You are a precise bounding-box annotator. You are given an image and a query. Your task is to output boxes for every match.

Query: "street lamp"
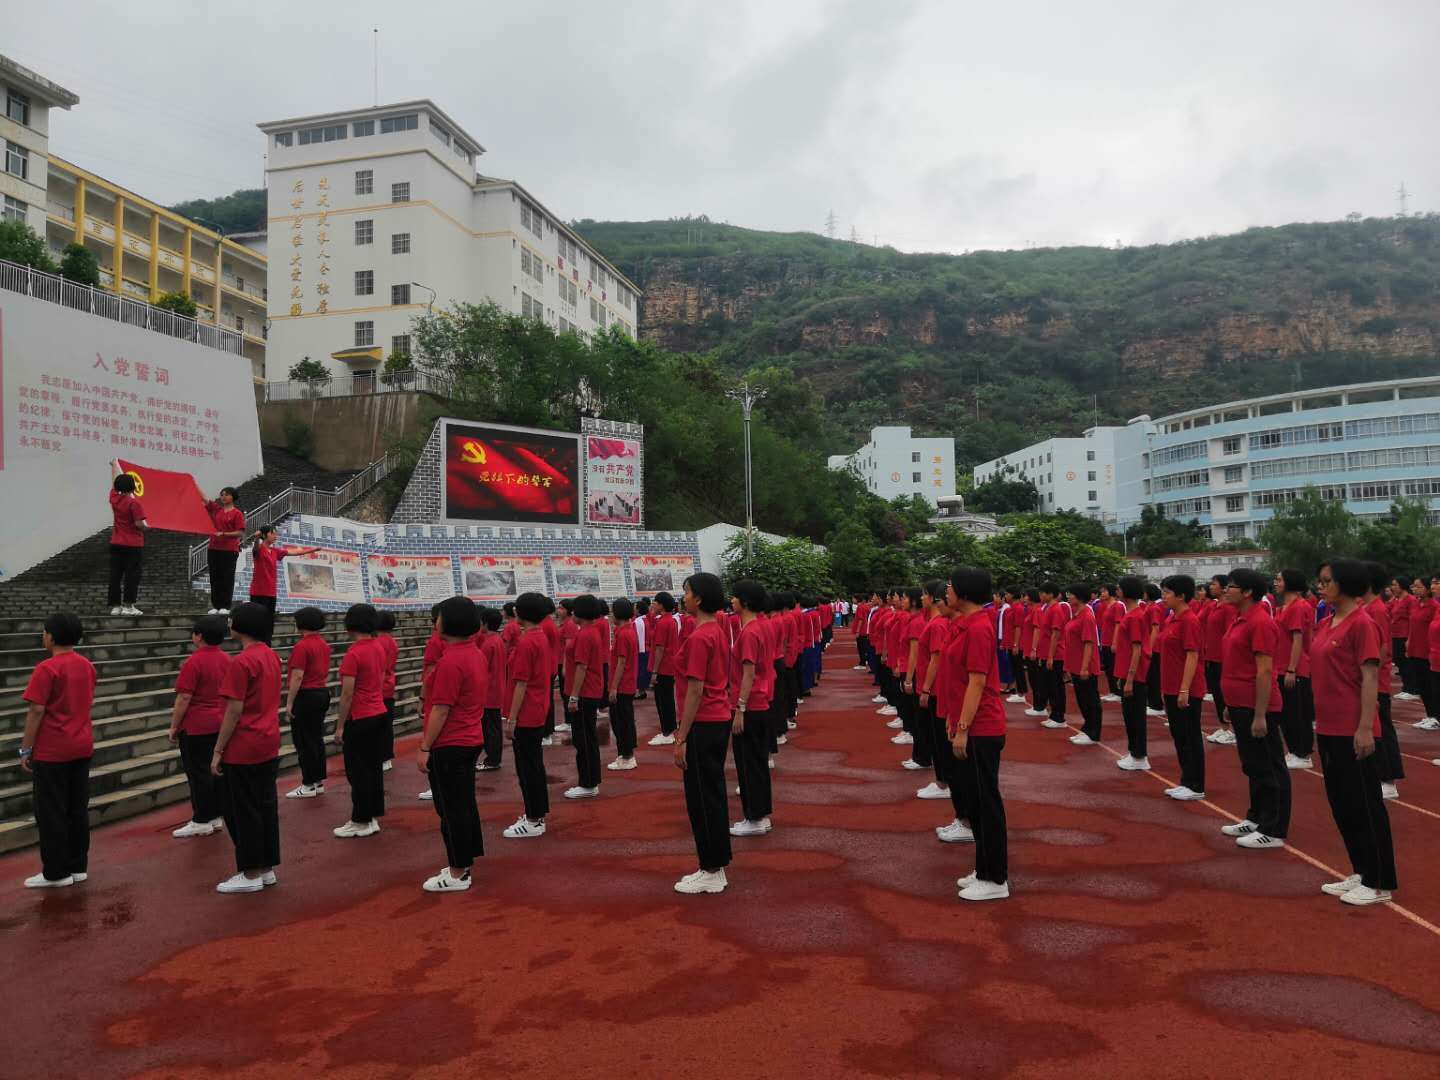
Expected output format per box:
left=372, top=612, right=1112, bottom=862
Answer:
left=725, top=381, right=767, bottom=565
left=411, top=281, right=436, bottom=314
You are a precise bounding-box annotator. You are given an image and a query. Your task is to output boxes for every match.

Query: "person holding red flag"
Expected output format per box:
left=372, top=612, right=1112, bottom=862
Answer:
left=204, top=487, right=246, bottom=614
left=107, top=462, right=148, bottom=616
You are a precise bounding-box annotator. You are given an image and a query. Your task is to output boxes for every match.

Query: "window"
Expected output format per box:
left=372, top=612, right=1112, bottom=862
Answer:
left=353, top=119, right=374, bottom=137
left=355, top=169, right=373, bottom=196
left=561, top=277, right=577, bottom=306
left=391, top=182, right=410, bottom=202
left=1151, top=441, right=1207, bottom=467
left=298, top=124, right=346, bottom=144
left=273, top=131, right=293, bottom=148
left=911, top=472, right=922, bottom=483
left=1088, top=490, right=1097, bottom=502
left=911, top=451, right=921, bottom=463
left=380, top=113, right=418, bottom=133
left=1225, top=495, right=1245, bottom=512
left=391, top=232, right=410, bottom=254
left=2, top=195, right=26, bottom=223
left=1086, top=450, right=1095, bottom=461
left=429, top=120, right=450, bottom=147
left=4, top=141, right=28, bottom=180
left=1087, top=471, right=1096, bottom=481
left=391, top=334, right=411, bottom=356
left=1222, top=436, right=1243, bottom=456
left=6, top=89, right=30, bottom=126
left=354, top=270, right=374, bottom=296
left=391, top=284, right=410, bottom=305
left=1223, top=465, right=1244, bottom=483
left=355, top=219, right=373, bottom=245
left=354, top=321, right=374, bottom=347
left=1226, top=524, right=1248, bottom=541
left=1047, top=453, right=1052, bottom=463
left=521, top=292, right=538, bottom=319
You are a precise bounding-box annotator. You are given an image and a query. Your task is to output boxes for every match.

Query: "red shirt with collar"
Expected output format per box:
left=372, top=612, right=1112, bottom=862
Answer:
left=611, top=621, right=639, bottom=695
left=1158, top=608, right=1207, bottom=697
left=219, top=642, right=281, bottom=764
left=109, top=490, right=146, bottom=547
left=1364, top=596, right=1393, bottom=696
left=571, top=620, right=608, bottom=699
left=1278, top=598, right=1315, bottom=678
left=1311, top=609, right=1382, bottom=737
left=652, top=612, right=680, bottom=676
left=175, top=644, right=230, bottom=735
left=675, top=619, right=730, bottom=722
left=1113, top=604, right=1152, bottom=683
left=1407, top=596, right=1434, bottom=659
left=1220, top=604, right=1283, bottom=712
left=427, top=639, right=487, bottom=747
left=1043, top=600, right=1071, bottom=662
left=1389, top=592, right=1413, bottom=638
left=249, top=544, right=289, bottom=598
left=477, top=629, right=507, bottom=710
left=23, top=651, right=96, bottom=762
left=507, top=626, right=552, bottom=727
left=1063, top=603, right=1099, bottom=676
left=731, top=616, right=774, bottom=712
left=287, top=632, right=331, bottom=691
left=206, top=502, right=246, bottom=553
left=941, top=609, right=1005, bottom=737
left=339, top=637, right=387, bottom=719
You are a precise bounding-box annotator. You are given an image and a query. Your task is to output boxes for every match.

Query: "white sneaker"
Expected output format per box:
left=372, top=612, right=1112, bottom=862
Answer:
left=674, top=868, right=728, bottom=894
left=503, top=816, right=545, bottom=838
left=1321, top=873, right=1362, bottom=896
left=1413, top=717, right=1440, bottom=730
left=890, top=732, right=913, bottom=745
left=261, top=871, right=276, bottom=887
left=607, top=756, right=638, bottom=771
left=1202, top=693, right=1214, bottom=702
left=956, top=871, right=978, bottom=889
left=786, top=720, right=797, bottom=730
left=937, top=820, right=975, bottom=843
left=735, top=785, right=741, bottom=795
left=172, top=820, right=216, bottom=838
left=958, top=879, right=1010, bottom=902
left=1068, top=733, right=1097, bottom=745
left=285, top=784, right=321, bottom=799
left=1116, top=755, right=1151, bottom=771
left=1213, top=729, right=1237, bottom=745
left=916, top=782, right=950, bottom=800
left=333, top=820, right=380, bottom=838
left=382, top=760, right=393, bottom=772
left=417, top=789, right=434, bottom=801
left=776, top=735, right=788, bottom=745
left=1205, top=728, right=1226, bottom=743
left=853, top=665, right=868, bottom=671
left=648, top=733, right=675, bottom=746
left=208, top=816, right=224, bottom=830
left=729, top=818, right=772, bottom=837
left=1339, top=884, right=1392, bottom=906
left=122, top=605, right=143, bottom=616
left=1006, top=694, right=1026, bottom=703
left=553, top=722, right=572, bottom=734
left=423, top=867, right=472, bottom=892
left=768, top=758, right=775, bottom=769
left=1165, top=786, right=1205, bottom=801
left=216, top=872, right=265, bottom=894
left=1381, top=782, right=1399, bottom=800
left=1023, top=708, right=1046, bottom=717
left=886, top=717, right=903, bottom=729
left=540, top=736, right=555, bottom=747
left=72, top=873, right=89, bottom=883
left=1041, top=719, right=1067, bottom=729
left=1220, top=819, right=1258, bottom=837
left=1146, top=708, right=1166, bottom=718
left=1101, top=694, right=1121, bottom=703
left=216, top=608, right=229, bottom=615
left=1236, top=831, right=1284, bottom=850
left=24, top=872, right=74, bottom=888
left=1285, top=753, right=1313, bottom=770
left=878, top=706, right=898, bottom=716
left=1392, top=691, right=1417, bottom=701
left=207, top=608, right=219, bottom=615
left=563, top=785, right=600, bottom=799
left=109, top=607, right=123, bottom=616
left=872, top=695, right=886, bottom=704
left=901, top=758, right=925, bottom=770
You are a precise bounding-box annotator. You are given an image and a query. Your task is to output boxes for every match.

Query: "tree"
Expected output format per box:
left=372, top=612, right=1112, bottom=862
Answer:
left=169, top=188, right=266, bottom=234
left=0, top=220, right=56, bottom=272
left=889, top=493, right=935, bottom=541
left=288, top=356, right=330, bottom=381
left=1002, top=509, right=1110, bottom=548
left=381, top=348, right=413, bottom=385
left=720, top=533, right=834, bottom=595
left=154, top=291, right=198, bottom=317
left=826, top=519, right=881, bottom=594
left=908, top=525, right=981, bottom=583
left=57, top=243, right=100, bottom=286
left=1257, top=486, right=1359, bottom=573
left=968, top=465, right=1039, bottom=514
left=980, top=517, right=1129, bottom=589
left=1124, top=505, right=1210, bottom=559
left=1354, top=497, right=1440, bottom=581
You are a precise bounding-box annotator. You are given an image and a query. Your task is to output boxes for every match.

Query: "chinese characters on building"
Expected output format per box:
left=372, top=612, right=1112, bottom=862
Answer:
left=288, top=175, right=332, bottom=317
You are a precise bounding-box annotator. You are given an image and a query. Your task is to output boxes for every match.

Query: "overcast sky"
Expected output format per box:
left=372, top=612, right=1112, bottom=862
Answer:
left=10, top=0, right=1438, bottom=253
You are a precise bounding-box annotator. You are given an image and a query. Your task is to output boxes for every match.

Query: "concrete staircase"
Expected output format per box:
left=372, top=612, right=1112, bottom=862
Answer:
left=0, top=610, right=434, bottom=853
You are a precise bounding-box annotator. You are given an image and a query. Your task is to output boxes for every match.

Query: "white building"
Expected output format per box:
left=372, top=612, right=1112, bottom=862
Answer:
left=0, top=55, right=78, bottom=235
left=828, top=425, right=955, bottom=503
left=258, top=100, right=639, bottom=381
left=972, top=425, right=1123, bottom=519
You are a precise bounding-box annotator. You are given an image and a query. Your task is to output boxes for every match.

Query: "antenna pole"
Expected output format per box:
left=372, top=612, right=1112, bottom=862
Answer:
left=373, top=29, right=379, bottom=106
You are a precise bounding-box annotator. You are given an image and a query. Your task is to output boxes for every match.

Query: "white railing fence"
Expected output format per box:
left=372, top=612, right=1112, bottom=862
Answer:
left=262, top=369, right=453, bottom=401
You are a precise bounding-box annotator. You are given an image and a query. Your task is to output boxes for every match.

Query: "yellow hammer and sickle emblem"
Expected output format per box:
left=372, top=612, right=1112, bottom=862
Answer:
left=126, top=471, right=145, bottom=497
left=460, top=440, right=487, bottom=465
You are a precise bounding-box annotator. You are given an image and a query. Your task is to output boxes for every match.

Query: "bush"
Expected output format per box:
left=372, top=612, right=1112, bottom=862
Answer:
left=0, top=220, right=57, bottom=272
left=288, top=357, right=330, bottom=381
left=58, top=243, right=100, bottom=287
left=154, top=290, right=199, bottom=317
left=282, top=415, right=314, bottom=459
left=381, top=350, right=412, bottom=385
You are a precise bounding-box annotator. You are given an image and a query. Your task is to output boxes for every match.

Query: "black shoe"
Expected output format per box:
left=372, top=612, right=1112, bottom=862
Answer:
left=634, top=691, right=648, bottom=700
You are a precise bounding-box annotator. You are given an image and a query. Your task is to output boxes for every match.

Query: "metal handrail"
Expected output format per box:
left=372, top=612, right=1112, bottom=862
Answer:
left=263, top=370, right=453, bottom=401
left=187, top=450, right=401, bottom=579
left=0, top=256, right=243, bottom=355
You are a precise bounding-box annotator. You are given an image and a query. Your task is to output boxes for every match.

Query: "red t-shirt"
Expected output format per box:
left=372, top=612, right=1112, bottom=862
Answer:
left=1063, top=604, right=1098, bottom=676
left=730, top=617, right=774, bottom=712
left=1220, top=605, right=1283, bottom=713
left=570, top=620, right=608, bottom=699
left=1364, top=596, right=1393, bottom=696
left=611, top=621, right=639, bottom=695
left=1026, top=603, right=1049, bottom=659
left=1407, top=596, right=1433, bottom=659
left=1158, top=608, right=1208, bottom=697
left=175, top=645, right=230, bottom=735
left=427, top=640, right=487, bottom=748
left=1311, top=610, right=1382, bottom=738
left=652, top=613, right=680, bottom=676
left=941, top=609, right=1005, bottom=737
left=539, top=617, right=560, bottom=665
left=502, top=619, right=523, bottom=654
left=919, top=615, right=951, bottom=696
left=340, top=637, right=386, bottom=719
left=1203, top=601, right=1237, bottom=662
left=675, top=619, right=730, bottom=723
left=507, top=626, right=552, bottom=727
left=1099, top=599, right=1123, bottom=648
left=287, top=632, right=331, bottom=691
left=23, top=651, right=96, bottom=762
left=1390, top=593, right=1413, bottom=637
left=680, top=614, right=697, bottom=645
left=1113, top=604, right=1152, bottom=682
left=1278, top=598, right=1315, bottom=678
left=219, top=643, right=281, bottom=764
left=377, top=633, right=398, bottom=699
left=206, top=502, right=246, bottom=553
left=477, top=630, right=507, bottom=710
left=912, top=612, right=943, bottom=690
left=1427, top=606, right=1440, bottom=675
left=249, top=544, right=289, bottom=598
left=1043, top=601, right=1071, bottom=662
left=109, top=490, right=146, bottom=547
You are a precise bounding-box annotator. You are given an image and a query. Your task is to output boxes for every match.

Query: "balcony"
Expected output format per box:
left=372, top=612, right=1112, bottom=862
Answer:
left=222, top=272, right=267, bottom=301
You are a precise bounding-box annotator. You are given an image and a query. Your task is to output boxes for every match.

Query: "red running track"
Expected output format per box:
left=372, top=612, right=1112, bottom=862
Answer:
left=3, top=649, right=1440, bottom=1078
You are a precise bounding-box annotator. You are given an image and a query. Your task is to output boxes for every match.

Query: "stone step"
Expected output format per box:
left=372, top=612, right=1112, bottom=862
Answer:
left=0, top=611, right=434, bottom=641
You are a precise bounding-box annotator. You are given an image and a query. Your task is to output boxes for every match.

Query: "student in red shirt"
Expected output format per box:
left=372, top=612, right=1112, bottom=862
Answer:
left=672, top=573, right=734, bottom=895
left=944, top=567, right=1009, bottom=902
left=1405, top=577, right=1436, bottom=724
left=106, top=462, right=148, bottom=615
left=1023, top=588, right=1050, bottom=717
left=539, top=600, right=561, bottom=737
left=729, top=580, right=774, bottom=836
left=1427, top=574, right=1440, bottom=733
left=1218, top=568, right=1291, bottom=850
left=168, top=614, right=232, bottom=837
left=914, top=580, right=955, bottom=805
left=1388, top=577, right=1417, bottom=697
left=417, top=597, right=488, bottom=893
left=900, top=587, right=932, bottom=770
left=1276, top=569, right=1316, bottom=768
left=503, top=593, right=555, bottom=838
left=204, top=486, right=246, bottom=614
left=1097, top=584, right=1122, bottom=701
left=476, top=607, right=508, bottom=771
left=248, top=527, right=322, bottom=626
left=333, top=604, right=387, bottom=838
left=375, top=610, right=400, bottom=772
left=564, top=594, right=608, bottom=799
left=1039, top=582, right=1071, bottom=729
left=211, top=603, right=282, bottom=894
left=1362, top=563, right=1404, bottom=800
left=20, top=613, right=97, bottom=888
left=648, top=591, right=681, bottom=744
left=284, top=606, right=332, bottom=798
left=1312, top=558, right=1397, bottom=905
left=1203, top=574, right=1239, bottom=745
left=918, top=582, right=968, bottom=841
left=1111, top=576, right=1152, bottom=767
left=1143, top=583, right=1167, bottom=715
left=1158, top=576, right=1207, bottom=800
left=1063, top=584, right=1103, bottom=744
left=608, top=598, right=641, bottom=771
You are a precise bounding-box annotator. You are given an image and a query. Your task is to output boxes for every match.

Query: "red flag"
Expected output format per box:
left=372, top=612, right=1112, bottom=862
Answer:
left=117, top=459, right=216, bottom=535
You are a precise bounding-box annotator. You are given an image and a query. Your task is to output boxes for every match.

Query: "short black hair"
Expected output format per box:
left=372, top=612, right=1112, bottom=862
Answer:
left=1067, top=582, right=1095, bottom=603
left=439, top=595, right=480, bottom=637
left=192, top=614, right=229, bottom=645
left=430, top=602, right=444, bottom=621
left=635, top=598, right=651, bottom=614
left=293, top=606, right=326, bottom=632
left=1279, top=568, right=1307, bottom=594
left=598, top=598, right=611, bottom=617
left=515, top=592, right=550, bottom=623
left=654, top=590, right=677, bottom=613
left=259, top=524, right=278, bottom=539
left=112, top=473, right=136, bottom=493
left=344, top=603, right=379, bottom=634
left=1100, top=583, right=1117, bottom=596
left=1143, top=581, right=1161, bottom=602
left=923, top=578, right=947, bottom=603
left=1117, top=575, right=1146, bottom=601
left=220, top=486, right=238, bottom=498
left=480, top=606, right=502, bottom=631
left=43, top=612, right=83, bottom=647
left=1324, top=557, right=1370, bottom=599
left=503, top=601, right=517, bottom=618
left=1229, top=567, right=1268, bottom=600
left=229, top=602, right=271, bottom=640
left=1210, top=573, right=1230, bottom=588
left=732, top=579, right=766, bottom=613
left=611, top=597, right=634, bottom=620
left=572, top=594, right=605, bottom=621
left=376, top=610, right=396, bottom=633
left=1039, top=580, right=1060, bottom=597
left=1391, top=573, right=1412, bottom=591
left=905, top=586, right=923, bottom=606
left=685, top=572, right=726, bottom=614
left=950, top=566, right=992, bottom=606
left=1026, top=588, right=1041, bottom=603
left=1365, top=561, right=1389, bottom=595
left=1160, top=574, right=1196, bottom=601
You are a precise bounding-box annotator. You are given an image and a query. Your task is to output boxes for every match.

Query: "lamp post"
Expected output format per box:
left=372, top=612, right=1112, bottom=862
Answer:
left=725, top=381, right=767, bottom=565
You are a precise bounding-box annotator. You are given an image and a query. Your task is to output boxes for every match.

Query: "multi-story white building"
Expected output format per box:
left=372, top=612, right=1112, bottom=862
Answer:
left=258, top=100, right=639, bottom=381
left=828, top=425, right=955, bottom=503
left=972, top=426, right=1123, bottom=519
left=0, top=55, right=77, bottom=236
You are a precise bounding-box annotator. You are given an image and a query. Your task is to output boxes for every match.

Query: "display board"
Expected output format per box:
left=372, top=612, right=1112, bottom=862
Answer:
left=584, top=434, right=642, bottom=526
left=441, top=419, right=580, bottom=526
left=460, top=554, right=547, bottom=602
left=366, top=554, right=456, bottom=605
left=629, top=554, right=696, bottom=595
left=552, top=554, right=625, bottom=597
left=280, top=547, right=366, bottom=603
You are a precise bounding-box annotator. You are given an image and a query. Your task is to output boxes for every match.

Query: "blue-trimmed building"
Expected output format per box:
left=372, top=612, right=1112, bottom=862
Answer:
left=1112, top=376, right=1440, bottom=542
